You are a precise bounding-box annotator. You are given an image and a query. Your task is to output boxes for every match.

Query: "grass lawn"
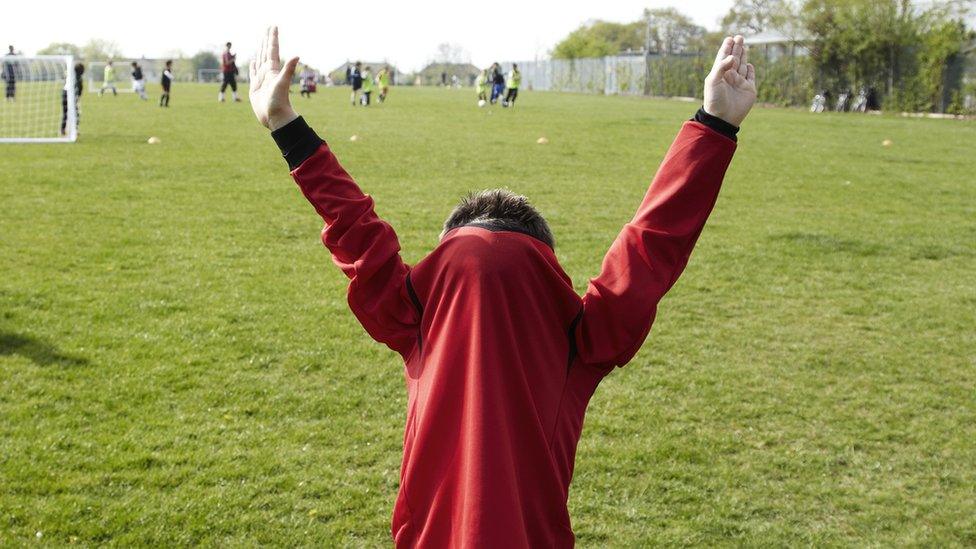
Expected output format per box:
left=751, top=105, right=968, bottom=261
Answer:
left=1, top=84, right=974, bottom=546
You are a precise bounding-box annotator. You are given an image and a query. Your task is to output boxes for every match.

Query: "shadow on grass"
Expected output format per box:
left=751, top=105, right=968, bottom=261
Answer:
left=771, top=232, right=888, bottom=257
left=0, top=331, right=89, bottom=367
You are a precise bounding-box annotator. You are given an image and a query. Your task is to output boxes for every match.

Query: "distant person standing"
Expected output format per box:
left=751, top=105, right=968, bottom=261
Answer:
left=344, top=64, right=351, bottom=86
left=377, top=66, right=391, bottom=103
left=300, top=66, right=316, bottom=98
left=99, top=61, right=118, bottom=96
left=219, top=42, right=241, bottom=102
left=131, top=61, right=148, bottom=100
left=502, top=63, right=520, bottom=107
left=61, top=62, right=84, bottom=136
left=3, top=45, right=15, bottom=101
left=349, top=61, right=363, bottom=106
left=160, top=60, right=173, bottom=107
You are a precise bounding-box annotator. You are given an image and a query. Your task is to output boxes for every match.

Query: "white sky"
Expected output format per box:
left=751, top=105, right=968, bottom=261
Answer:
left=4, top=0, right=734, bottom=72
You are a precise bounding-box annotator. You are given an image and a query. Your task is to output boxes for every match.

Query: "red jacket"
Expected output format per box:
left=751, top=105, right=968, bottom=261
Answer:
left=287, top=121, right=736, bottom=547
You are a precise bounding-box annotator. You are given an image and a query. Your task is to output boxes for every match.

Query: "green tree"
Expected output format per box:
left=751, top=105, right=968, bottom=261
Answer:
left=720, top=0, right=799, bottom=34
left=81, top=39, right=123, bottom=61
left=643, top=8, right=707, bottom=54
left=552, top=20, right=645, bottom=59
left=191, top=51, right=220, bottom=73
left=37, top=42, right=82, bottom=57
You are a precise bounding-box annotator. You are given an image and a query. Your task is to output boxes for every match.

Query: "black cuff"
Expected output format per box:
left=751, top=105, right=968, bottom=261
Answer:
left=271, top=116, right=325, bottom=170
left=693, top=108, right=739, bottom=142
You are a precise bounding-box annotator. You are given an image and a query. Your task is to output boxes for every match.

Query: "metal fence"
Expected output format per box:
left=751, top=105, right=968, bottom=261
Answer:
left=502, top=54, right=706, bottom=97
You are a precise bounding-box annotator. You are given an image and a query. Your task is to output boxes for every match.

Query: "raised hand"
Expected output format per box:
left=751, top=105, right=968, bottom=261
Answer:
left=248, top=26, right=300, bottom=131
left=704, top=35, right=757, bottom=127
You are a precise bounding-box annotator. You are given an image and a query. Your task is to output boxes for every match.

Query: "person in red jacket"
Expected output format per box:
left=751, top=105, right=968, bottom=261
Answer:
left=248, top=27, right=756, bottom=548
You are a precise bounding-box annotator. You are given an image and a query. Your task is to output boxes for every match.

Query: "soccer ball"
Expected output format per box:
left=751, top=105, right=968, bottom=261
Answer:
left=478, top=100, right=486, bottom=108
left=147, top=136, right=161, bottom=145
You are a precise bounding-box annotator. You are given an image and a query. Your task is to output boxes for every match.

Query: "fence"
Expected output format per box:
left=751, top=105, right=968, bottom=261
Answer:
left=504, top=54, right=707, bottom=98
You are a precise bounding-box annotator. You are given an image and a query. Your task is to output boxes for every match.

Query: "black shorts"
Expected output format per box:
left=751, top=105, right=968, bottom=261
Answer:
left=4, top=81, right=14, bottom=97
left=162, top=82, right=171, bottom=92
left=352, top=82, right=362, bottom=91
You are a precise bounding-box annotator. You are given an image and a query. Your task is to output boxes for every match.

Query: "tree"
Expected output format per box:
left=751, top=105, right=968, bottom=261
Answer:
left=433, top=43, right=469, bottom=64
left=643, top=8, right=707, bottom=54
left=552, top=20, right=645, bottom=59
left=81, top=39, right=123, bottom=61
left=191, top=51, right=220, bottom=73
left=37, top=42, right=82, bottom=57
left=720, top=0, right=798, bottom=34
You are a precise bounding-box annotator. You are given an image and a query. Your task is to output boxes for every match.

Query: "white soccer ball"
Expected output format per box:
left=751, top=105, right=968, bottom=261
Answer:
left=537, top=137, right=549, bottom=145
left=349, top=135, right=359, bottom=142
left=478, top=99, right=486, bottom=108
left=147, top=136, right=161, bottom=145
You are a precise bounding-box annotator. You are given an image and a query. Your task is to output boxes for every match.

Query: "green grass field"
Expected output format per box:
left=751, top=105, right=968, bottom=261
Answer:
left=2, top=83, right=974, bottom=546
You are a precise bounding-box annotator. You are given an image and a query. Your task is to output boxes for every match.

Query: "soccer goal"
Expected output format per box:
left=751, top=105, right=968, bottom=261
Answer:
left=0, top=55, right=77, bottom=143
left=197, top=68, right=249, bottom=83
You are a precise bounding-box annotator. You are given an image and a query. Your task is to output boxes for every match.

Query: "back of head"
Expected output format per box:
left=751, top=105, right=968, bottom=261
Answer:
left=441, top=189, right=554, bottom=249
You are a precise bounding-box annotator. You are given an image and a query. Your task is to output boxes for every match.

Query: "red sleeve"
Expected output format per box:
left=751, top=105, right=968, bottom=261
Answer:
left=575, top=121, right=736, bottom=368
left=291, top=144, right=419, bottom=360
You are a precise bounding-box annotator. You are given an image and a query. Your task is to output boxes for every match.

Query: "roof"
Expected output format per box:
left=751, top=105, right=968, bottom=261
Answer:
left=418, top=62, right=481, bottom=76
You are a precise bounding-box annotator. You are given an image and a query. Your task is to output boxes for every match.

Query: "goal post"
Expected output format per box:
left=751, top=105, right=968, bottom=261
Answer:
left=0, top=55, right=76, bottom=143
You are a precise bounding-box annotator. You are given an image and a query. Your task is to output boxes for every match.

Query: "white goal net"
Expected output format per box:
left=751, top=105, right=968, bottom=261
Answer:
left=0, top=55, right=77, bottom=143
left=197, top=68, right=249, bottom=83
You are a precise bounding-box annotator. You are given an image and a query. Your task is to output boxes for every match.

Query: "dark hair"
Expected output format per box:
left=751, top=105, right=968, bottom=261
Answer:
left=74, top=63, right=84, bottom=77
left=226, top=42, right=232, bottom=48
left=165, top=60, right=172, bottom=66
left=441, top=189, right=554, bottom=248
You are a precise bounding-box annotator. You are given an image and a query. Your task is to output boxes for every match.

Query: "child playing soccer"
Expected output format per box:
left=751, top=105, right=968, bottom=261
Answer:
left=99, top=61, right=117, bottom=96
left=376, top=66, right=391, bottom=103
left=248, top=27, right=756, bottom=547
left=160, top=60, right=173, bottom=107
left=131, top=61, right=148, bottom=100
left=475, top=68, right=488, bottom=104
left=360, top=65, right=374, bottom=106
left=502, top=63, right=520, bottom=107
left=60, top=62, right=84, bottom=136
left=349, top=61, right=363, bottom=106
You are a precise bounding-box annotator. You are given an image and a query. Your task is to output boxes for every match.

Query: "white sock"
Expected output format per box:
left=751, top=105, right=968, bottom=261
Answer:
left=218, top=92, right=224, bottom=101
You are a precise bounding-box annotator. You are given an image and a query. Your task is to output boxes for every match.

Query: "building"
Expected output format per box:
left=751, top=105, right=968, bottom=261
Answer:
left=417, top=62, right=481, bottom=87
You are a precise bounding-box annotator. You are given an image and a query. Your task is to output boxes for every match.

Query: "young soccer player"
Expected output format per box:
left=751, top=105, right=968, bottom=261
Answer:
left=502, top=63, right=520, bottom=108
left=475, top=68, right=488, bottom=103
left=376, top=65, right=391, bottom=103
left=489, top=62, right=505, bottom=104
left=61, top=62, right=84, bottom=136
left=131, top=61, right=148, bottom=100
left=160, top=60, right=173, bottom=107
left=3, top=46, right=15, bottom=101
left=219, top=42, right=241, bottom=102
left=349, top=61, right=363, bottom=106
left=361, top=65, right=374, bottom=106
left=249, top=27, right=756, bottom=547
left=99, top=60, right=118, bottom=96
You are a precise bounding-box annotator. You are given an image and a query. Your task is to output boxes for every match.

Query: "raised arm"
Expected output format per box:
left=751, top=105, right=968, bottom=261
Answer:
left=575, top=36, right=756, bottom=369
left=249, top=27, right=419, bottom=359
